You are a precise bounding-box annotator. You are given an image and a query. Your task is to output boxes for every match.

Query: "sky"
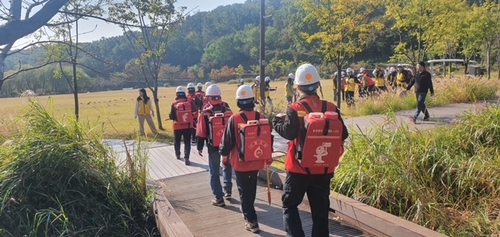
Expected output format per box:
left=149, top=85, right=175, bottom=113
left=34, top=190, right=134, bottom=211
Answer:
left=14, top=0, right=246, bottom=48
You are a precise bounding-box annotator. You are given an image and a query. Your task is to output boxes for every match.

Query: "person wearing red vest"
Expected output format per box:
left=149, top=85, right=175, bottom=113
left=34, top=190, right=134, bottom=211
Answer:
left=219, top=85, right=273, bottom=234
left=169, top=86, right=197, bottom=165
left=273, top=64, right=349, bottom=237
left=195, top=83, right=207, bottom=111
left=187, top=83, right=202, bottom=144
left=196, top=84, right=233, bottom=207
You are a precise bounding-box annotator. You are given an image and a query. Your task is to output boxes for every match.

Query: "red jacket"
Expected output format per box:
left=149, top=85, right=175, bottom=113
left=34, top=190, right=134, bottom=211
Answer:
left=219, top=110, right=270, bottom=172
left=273, top=95, right=348, bottom=175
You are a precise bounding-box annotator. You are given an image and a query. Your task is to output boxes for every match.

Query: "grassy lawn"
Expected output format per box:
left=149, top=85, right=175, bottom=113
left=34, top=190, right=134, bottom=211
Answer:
left=1, top=77, right=498, bottom=142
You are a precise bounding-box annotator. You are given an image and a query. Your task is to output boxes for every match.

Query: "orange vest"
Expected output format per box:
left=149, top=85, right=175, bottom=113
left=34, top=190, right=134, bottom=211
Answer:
left=228, top=111, right=268, bottom=172
left=286, top=97, right=342, bottom=175
left=171, top=99, right=197, bottom=131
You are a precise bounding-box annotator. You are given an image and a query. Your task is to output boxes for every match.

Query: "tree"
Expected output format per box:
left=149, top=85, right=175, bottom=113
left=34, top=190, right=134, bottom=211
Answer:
left=109, top=0, right=185, bottom=130
left=385, top=0, right=465, bottom=65
left=0, top=0, right=72, bottom=90
left=298, top=0, right=383, bottom=108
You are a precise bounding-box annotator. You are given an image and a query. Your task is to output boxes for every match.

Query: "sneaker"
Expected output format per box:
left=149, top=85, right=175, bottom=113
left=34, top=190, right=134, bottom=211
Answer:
left=176, top=156, right=181, bottom=160
left=211, top=198, right=225, bottom=207
left=223, top=187, right=232, bottom=199
left=245, top=221, right=260, bottom=233
left=184, top=158, right=191, bottom=165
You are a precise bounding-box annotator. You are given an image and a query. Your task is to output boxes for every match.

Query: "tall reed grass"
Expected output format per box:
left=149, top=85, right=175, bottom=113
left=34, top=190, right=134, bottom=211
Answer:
left=0, top=101, right=157, bottom=236
left=333, top=103, right=500, bottom=236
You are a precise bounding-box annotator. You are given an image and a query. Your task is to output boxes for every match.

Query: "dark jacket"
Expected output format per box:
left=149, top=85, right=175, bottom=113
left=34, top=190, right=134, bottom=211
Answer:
left=407, top=70, right=434, bottom=94
left=272, top=94, right=349, bottom=142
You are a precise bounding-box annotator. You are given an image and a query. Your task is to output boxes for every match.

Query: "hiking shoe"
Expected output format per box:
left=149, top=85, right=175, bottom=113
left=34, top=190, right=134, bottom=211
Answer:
left=245, top=221, right=260, bottom=233
left=410, top=117, right=416, bottom=124
left=211, top=198, right=225, bottom=207
left=184, top=158, right=191, bottom=165
left=223, top=187, right=232, bottom=199
left=176, top=156, right=181, bottom=160
left=423, top=117, right=430, bottom=121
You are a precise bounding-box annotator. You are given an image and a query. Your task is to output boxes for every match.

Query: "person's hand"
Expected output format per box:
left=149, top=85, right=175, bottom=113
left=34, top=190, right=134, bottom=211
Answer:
left=198, top=150, right=203, bottom=156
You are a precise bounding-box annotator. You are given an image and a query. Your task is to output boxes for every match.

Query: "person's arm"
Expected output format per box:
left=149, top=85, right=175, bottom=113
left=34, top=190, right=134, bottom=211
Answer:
left=219, top=116, right=236, bottom=156
left=336, top=107, right=349, bottom=141
left=134, top=101, right=139, bottom=118
left=169, top=104, right=176, bottom=121
left=406, top=76, right=415, bottom=91
left=428, top=72, right=434, bottom=95
left=273, top=106, right=300, bottom=141
left=196, top=113, right=207, bottom=151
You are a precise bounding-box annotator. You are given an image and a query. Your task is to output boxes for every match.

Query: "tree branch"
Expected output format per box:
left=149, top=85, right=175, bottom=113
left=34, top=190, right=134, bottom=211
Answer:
left=25, top=0, right=51, bottom=19
left=0, top=0, right=70, bottom=46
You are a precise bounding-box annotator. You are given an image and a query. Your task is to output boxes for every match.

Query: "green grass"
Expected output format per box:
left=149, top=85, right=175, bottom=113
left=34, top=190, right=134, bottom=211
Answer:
left=332, top=103, right=500, bottom=236
left=0, top=101, right=157, bottom=236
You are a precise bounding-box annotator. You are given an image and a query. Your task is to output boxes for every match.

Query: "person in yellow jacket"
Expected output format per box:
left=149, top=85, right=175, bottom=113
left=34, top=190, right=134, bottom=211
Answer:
left=374, top=67, right=387, bottom=92
left=134, top=88, right=158, bottom=136
left=345, top=68, right=360, bottom=107
left=396, top=64, right=409, bottom=88
left=285, top=73, right=295, bottom=104
left=251, top=76, right=261, bottom=104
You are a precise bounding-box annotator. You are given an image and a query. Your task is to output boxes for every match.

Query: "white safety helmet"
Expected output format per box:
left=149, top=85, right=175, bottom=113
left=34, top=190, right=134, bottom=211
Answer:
left=265, top=76, right=271, bottom=82
left=255, top=76, right=261, bottom=82
left=187, top=83, right=195, bottom=89
left=341, top=71, right=346, bottom=76
left=397, top=64, right=403, bottom=68
left=206, top=85, right=222, bottom=97
left=389, top=67, right=396, bottom=73
left=288, top=73, right=295, bottom=79
left=236, top=85, right=255, bottom=100
left=196, top=83, right=203, bottom=89
left=294, top=64, right=320, bottom=86
left=360, top=67, right=366, bottom=73
left=175, top=86, right=186, bottom=93
left=205, top=82, right=212, bottom=88
left=346, top=68, right=354, bottom=74
left=240, top=78, right=245, bottom=83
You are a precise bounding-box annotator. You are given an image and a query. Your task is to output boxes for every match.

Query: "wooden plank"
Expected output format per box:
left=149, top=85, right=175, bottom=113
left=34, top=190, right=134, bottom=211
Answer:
left=154, top=182, right=194, bottom=237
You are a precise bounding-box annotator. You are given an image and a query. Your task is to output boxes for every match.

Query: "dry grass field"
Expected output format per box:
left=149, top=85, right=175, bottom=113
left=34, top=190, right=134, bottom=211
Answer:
left=1, top=76, right=498, bottom=142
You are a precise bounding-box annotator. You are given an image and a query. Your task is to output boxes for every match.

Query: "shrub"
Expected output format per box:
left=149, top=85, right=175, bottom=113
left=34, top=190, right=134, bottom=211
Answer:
left=333, top=103, right=500, bottom=236
left=0, top=101, right=156, bottom=237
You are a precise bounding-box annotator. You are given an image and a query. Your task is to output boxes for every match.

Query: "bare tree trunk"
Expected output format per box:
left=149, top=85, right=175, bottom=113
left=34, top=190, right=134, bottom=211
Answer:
left=486, top=43, right=491, bottom=79
left=0, top=57, right=5, bottom=91
left=151, top=84, right=164, bottom=130
left=72, top=58, right=79, bottom=120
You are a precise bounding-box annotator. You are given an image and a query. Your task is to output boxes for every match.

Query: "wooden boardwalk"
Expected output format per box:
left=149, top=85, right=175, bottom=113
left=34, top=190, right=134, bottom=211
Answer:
left=161, top=171, right=373, bottom=237
left=105, top=139, right=374, bottom=236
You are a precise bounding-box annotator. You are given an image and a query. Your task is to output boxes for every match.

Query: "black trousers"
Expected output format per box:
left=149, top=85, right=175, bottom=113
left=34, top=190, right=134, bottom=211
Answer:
left=235, top=170, right=259, bottom=222
left=174, top=128, right=191, bottom=159
left=282, top=172, right=334, bottom=237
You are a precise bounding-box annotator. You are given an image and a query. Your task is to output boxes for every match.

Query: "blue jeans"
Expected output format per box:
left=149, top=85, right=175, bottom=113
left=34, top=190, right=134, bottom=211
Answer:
left=414, top=93, right=430, bottom=119
left=283, top=172, right=333, bottom=237
left=208, top=149, right=233, bottom=199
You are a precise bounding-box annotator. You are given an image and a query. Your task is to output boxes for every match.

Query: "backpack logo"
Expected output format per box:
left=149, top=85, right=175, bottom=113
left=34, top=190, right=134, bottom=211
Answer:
left=182, top=113, right=189, bottom=122
left=254, top=146, right=264, bottom=159
left=314, top=142, right=331, bottom=164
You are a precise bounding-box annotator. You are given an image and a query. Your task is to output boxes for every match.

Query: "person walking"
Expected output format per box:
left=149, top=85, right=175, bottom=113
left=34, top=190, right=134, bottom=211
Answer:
left=345, top=68, right=359, bottom=107
left=219, top=85, right=273, bottom=233
left=169, top=86, right=197, bottom=165
left=134, top=88, right=158, bottom=136
left=285, top=73, right=295, bottom=104
left=406, top=61, right=434, bottom=123
left=196, top=84, right=233, bottom=207
left=273, top=64, right=349, bottom=237
left=187, top=83, right=202, bottom=144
